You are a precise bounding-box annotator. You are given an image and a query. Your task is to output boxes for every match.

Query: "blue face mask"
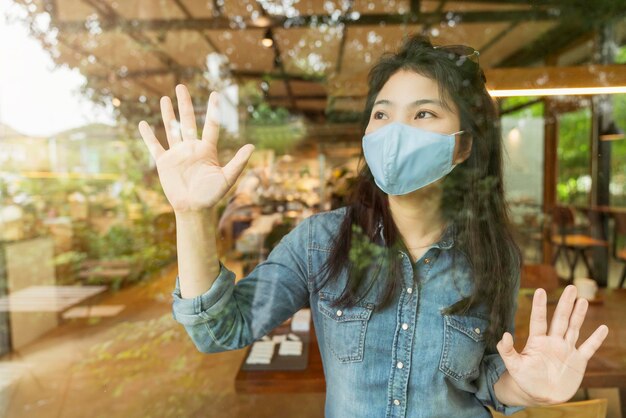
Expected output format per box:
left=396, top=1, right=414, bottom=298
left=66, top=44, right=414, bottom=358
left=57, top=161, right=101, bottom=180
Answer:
left=362, top=121, right=464, bottom=195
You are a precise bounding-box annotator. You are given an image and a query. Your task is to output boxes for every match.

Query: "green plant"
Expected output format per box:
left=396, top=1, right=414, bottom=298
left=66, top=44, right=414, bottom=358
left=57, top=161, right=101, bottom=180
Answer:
left=240, top=80, right=307, bottom=155
left=53, top=250, right=88, bottom=285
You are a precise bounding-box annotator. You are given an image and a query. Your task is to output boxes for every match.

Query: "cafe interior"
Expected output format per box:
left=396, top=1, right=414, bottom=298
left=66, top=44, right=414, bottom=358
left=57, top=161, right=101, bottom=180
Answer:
left=0, top=0, right=625, bottom=417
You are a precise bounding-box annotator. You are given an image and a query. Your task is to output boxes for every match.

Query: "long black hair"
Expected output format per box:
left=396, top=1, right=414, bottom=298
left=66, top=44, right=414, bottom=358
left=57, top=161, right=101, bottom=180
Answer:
left=312, top=33, right=522, bottom=350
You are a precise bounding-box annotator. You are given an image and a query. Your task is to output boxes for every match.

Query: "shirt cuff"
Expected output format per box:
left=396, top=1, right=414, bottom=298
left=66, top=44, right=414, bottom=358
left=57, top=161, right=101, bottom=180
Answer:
left=171, top=260, right=236, bottom=326
left=487, top=355, right=526, bottom=416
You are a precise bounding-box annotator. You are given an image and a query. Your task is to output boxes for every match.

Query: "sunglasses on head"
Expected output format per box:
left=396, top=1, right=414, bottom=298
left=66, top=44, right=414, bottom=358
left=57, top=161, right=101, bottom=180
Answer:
left=433, top=44, right=485, bottom=82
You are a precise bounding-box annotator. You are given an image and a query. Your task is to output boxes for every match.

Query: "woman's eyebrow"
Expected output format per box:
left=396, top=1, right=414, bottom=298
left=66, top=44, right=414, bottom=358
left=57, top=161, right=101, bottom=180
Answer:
left=373, top=99, right=444, bottom=108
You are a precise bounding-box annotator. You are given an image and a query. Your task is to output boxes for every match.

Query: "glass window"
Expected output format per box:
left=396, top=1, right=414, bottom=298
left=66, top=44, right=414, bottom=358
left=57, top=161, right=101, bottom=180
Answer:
left=1, top=2, right=625, bottom=416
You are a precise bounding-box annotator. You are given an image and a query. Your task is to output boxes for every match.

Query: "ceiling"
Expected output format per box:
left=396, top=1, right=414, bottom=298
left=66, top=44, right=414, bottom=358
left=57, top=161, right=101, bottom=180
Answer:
left=14, top=0, right=626, bottom=127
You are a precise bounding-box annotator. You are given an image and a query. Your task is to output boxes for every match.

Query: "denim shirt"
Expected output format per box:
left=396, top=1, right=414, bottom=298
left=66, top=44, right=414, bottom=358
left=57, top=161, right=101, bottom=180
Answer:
left=171, top=206, right=525, bottom=418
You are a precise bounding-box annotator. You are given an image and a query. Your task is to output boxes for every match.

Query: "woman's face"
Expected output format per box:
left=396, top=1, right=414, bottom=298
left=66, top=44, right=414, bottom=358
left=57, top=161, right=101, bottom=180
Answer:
left=364, top=69, right=471, bottom=164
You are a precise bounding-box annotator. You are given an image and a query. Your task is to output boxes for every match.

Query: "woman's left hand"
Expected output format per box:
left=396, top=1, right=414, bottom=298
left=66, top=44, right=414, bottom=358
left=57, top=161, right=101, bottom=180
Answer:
left=496, top=284, right=609, bottom=405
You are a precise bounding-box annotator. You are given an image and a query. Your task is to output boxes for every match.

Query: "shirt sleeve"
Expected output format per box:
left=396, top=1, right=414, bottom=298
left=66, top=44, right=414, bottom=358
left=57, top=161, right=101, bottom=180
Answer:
left=473, top=266, right=526, bottom=416
left=171, top=216, right=311, bottom=353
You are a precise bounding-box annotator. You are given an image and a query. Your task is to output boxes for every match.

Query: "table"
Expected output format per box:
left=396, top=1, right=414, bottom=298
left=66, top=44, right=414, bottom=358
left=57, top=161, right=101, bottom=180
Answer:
left=235, top=322, right=325, bottom=393
left=574, top=205, right=626, bottom=287
left=577, top=206, right=626, bottom=215
left=0, top=284, right=107, bottom=352
left=235, top=289, right=626, bottom=416
left=0, top=285, right=107, bottom=312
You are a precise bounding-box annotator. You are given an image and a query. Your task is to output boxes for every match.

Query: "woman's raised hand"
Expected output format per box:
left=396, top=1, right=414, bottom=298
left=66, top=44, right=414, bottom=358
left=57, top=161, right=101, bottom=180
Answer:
left=496, top=285, right=609, bottom=405
left=138, top=84, right=255, bottom=213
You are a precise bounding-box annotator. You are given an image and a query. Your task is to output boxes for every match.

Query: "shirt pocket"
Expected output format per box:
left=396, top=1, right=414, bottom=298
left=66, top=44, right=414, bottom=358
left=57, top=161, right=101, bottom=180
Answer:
left=439, top=313, right=490, bottom=381
left=318, top=292, right=374, bottom=363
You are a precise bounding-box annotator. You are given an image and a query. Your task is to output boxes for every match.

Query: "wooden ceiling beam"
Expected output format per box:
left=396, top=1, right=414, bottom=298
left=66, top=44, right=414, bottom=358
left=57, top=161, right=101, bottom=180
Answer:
left=171, top=0, right=222, bottom=54
left=335, top=25, right=348, bottom=74
left=80, top=0, right=187, bottom=81
left=496, top=6, right=626, bottom=67
left=496, top=21, right=589, bottom=67
left=334, top=0, right=353, bottom=75
left=267, top=29, right=297, bottom=110
left=410, top=0, right=420, bottom=14
left=55, top=9, right=559, bottom=33
left=91, top=68, right=327, bottom=84
left=326, top=64, right=626, bottom=97
left=55, top=36, right=163, bottom=97
left=479, top=21, right=519, bottom=55
left=450, top=0, right=560, bottom=4
left=267, top=94, right=364, bottom=100
left=217, top=69, right=325, bottom=82
left=48, top=0, right=58, bottom=20
left=212, top=0, right=224, bottom=17
left=485, top=63, right=626, bottom=91
left=169, top=0, right=249, bottom=87
left=267, top=94, right=334, bottom=100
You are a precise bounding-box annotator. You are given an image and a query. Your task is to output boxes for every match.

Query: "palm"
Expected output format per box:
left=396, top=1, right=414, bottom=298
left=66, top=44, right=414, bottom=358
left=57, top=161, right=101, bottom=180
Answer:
left=155, top=140, right=229, bottom=211
left=497, top=285, right=609, bottom=405
left=509, top=334, right=586, bottom=403
left=138, top=85, right=255, bottom=213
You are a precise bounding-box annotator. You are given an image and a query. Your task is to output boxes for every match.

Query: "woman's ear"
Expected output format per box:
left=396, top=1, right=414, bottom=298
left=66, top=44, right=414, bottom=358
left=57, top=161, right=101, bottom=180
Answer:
left=453, top=133, right=473, bottom=164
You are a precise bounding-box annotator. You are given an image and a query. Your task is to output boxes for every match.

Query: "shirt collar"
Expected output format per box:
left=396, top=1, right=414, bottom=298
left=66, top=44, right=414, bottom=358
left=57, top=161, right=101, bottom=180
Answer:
left=375, top=216, right=455, bottom=250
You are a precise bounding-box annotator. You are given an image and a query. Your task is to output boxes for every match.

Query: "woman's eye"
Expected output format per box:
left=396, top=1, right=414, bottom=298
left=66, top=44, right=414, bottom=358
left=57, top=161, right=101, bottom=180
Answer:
left=373, top=111, right=387, bottom=120
left=415, top=110, right=435, bottom=119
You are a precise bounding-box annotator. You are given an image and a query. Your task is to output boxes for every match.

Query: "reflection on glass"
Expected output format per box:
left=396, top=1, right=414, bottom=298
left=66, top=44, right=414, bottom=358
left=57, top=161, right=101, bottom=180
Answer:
left=0, top=1, right=625, bottom=417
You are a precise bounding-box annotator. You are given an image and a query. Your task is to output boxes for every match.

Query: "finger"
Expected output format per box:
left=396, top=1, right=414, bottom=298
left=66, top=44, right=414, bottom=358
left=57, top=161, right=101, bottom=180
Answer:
left=496, top=332, right=522, bottom=373
left=222, top=144, right=256, bottom=187
left=202, top=91, right=220, bottom=146
left=565, top=297, right=588, bottom=347
left=548, top=284, right=577, bottom=338
left=528, top=288, right=548, bottom=337
left=175, top=84, right=198, bottom=141
left=138, top=121, right=164, bottom=160
left=578, top=325, right=609, bottom=361
left=160, top=96, right=182, bottom=147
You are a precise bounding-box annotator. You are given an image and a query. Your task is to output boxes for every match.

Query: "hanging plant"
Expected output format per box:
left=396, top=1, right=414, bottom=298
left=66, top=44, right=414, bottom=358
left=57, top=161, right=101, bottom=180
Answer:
left=242, top=85, right=307, bottom=155
left=245, top=117, right=307, bottom=155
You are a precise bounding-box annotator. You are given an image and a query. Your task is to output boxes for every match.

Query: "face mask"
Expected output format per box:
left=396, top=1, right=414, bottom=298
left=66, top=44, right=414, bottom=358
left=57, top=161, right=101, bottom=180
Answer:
left=362, top=121, right=464, bottom=195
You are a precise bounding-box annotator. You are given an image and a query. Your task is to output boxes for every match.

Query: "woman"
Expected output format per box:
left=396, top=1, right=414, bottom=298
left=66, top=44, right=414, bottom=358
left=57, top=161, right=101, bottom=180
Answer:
left=138, top=34, right=609, bottom=417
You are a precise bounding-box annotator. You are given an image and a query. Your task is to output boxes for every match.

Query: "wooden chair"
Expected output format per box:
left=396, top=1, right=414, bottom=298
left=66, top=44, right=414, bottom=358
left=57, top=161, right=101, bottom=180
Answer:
left=489, top=398, right=608, bottom=418
left=612, top=213, right=626, bottom=288
left=521, top=264, right=559, bottom=292
left=550, top=206, right=607, bottom=282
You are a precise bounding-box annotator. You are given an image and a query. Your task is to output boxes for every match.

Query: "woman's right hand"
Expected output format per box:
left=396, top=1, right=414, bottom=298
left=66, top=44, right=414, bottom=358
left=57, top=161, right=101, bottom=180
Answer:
left=138, top=84, right=255, bottom=213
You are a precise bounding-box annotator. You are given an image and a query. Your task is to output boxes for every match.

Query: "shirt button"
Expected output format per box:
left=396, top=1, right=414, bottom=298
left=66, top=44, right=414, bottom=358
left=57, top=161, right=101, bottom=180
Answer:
left=336, top=310, right=343, bottom=317
left=406, top=287, right=413, bottom=294
left=396, top=361, right=403, bottom=369
left=474, top=328, right=481, bottom=334
left=393, top=399, right=400, bottom=406
left=397, top=253, right=404, bottom=259
left=401, top=323, right=409, bottom=330
left=424, top=258, right=430, bottom=264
